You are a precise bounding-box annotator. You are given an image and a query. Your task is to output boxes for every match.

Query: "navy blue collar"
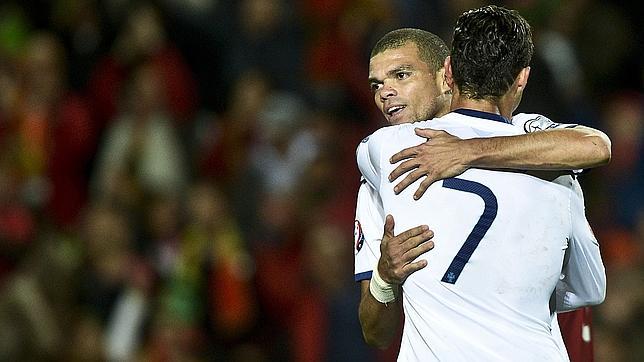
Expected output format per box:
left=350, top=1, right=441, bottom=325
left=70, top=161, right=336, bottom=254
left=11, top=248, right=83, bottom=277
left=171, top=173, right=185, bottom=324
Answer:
left=452, top=108, right=511, bottom=124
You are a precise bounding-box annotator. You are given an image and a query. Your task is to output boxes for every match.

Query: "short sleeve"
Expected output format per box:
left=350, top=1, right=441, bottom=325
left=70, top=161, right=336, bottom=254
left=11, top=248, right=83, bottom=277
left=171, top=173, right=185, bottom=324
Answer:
left=354, top=181, right=386, bottom=281
left=554, top=180, right=606, bottom=311
left=511, top=113, right=579, bottom=134
left=356, top=133, right=383, bottom=190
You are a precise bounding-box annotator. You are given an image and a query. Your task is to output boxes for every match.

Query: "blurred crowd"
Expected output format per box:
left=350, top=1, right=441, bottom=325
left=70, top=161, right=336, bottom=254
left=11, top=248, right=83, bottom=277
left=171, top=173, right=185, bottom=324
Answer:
left=0, top=0, right=641, bottom=361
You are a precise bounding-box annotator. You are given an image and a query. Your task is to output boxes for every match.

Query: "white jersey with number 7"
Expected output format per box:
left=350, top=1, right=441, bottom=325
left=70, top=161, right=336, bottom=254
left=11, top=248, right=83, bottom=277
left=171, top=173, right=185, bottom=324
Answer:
left=356, top=110, right=579, bottom=361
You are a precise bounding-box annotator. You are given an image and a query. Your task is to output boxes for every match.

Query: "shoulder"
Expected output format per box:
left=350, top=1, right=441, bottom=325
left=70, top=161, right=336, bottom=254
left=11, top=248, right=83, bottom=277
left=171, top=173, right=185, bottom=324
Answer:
left=356, top=124, right=417, bottom=188
left=355, top=128, right=388, bottom=189
left=359, top=123, right=416, bottom=143
left=356, top=123, right=416, bottom=156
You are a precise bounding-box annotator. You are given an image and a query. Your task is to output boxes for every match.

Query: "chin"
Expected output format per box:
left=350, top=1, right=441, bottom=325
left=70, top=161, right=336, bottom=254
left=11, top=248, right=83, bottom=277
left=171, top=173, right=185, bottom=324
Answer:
left=389, top=115, right=410, bottom=125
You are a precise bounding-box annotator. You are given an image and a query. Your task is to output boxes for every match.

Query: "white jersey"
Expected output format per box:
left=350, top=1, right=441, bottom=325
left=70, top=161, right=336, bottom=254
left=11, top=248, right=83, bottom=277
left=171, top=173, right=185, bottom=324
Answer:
left=354, top=110, right=604, bottom=361
left=354, top=112, right=578, bottom=280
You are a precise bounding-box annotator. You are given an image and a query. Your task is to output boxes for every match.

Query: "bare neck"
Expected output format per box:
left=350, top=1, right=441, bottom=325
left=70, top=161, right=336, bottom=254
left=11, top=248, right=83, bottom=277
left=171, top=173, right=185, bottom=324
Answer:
left=450, top=88, right=514, bottom=119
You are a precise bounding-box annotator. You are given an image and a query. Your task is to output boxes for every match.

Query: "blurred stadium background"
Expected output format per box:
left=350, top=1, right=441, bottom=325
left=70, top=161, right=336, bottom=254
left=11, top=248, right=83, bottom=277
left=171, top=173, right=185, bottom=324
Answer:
left=0, top=0, right=641, bottom=361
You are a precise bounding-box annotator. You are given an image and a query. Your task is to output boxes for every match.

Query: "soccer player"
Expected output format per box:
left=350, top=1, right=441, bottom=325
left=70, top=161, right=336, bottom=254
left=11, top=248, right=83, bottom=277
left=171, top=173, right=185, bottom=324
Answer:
left=355, top=27, right=608, bottom=361
left=355, top=6, right=605, bottom=360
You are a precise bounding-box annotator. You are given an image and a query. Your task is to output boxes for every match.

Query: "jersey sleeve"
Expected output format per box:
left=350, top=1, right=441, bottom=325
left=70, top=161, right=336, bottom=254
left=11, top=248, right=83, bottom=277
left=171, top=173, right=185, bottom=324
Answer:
left=554, top=179, right=606, bottom=312
left=354, top=180, right=386, bottom=281
left=511, top=113, right=579, bottom=134
left=356, top=133, right=383, bottom=190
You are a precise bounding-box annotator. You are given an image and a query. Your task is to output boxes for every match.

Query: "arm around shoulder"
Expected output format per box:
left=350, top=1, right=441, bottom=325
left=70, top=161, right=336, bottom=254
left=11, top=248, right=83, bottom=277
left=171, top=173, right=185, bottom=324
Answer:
left=567, top=124, right=612, bottom=167
left=467, top=124, right=611, bottom=171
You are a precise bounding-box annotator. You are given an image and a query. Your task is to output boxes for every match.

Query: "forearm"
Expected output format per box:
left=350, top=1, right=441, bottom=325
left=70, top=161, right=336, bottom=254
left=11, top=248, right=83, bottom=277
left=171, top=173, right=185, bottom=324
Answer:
left=358, top=280, right=402, bottom=349
left=465, top=126, right=611, bottom=170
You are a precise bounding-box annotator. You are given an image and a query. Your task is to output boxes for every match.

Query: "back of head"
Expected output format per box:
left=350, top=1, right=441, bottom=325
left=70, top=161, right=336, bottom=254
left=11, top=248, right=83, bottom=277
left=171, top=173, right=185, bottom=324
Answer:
left=451, top=5, right=533, bottom=100
left=371, top=28, right=449, bottom=74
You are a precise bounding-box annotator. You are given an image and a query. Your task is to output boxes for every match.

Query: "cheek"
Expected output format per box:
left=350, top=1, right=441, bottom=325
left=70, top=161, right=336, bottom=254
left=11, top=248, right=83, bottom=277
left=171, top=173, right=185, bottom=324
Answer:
left=419, top=81, right=439, bottom=98
left=374, top=93, right=385, bottom=112
left=413, top=88, right=439, bottom=117
left=410, top=89, right=430, bottom=108
left=415, top=85, right=439, bottom=103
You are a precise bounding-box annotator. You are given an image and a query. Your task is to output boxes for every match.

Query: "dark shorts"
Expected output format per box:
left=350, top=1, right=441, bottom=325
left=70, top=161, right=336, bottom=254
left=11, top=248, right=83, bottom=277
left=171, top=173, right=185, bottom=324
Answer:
left=558, top=307, right=594, bottom=362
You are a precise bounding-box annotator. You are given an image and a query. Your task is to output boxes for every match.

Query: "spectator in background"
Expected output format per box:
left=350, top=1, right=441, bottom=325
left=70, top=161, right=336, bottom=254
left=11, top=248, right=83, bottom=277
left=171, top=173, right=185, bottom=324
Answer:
left=90, top=61, right=189, bottom=210
left=596, top=92, right=643, bottom=236
left=0, top=161, right=36, bottom=284
left=592, top=91, right=644, bottom=360
left=594, top=267, right=644, bottom=361
left=75, top=201, right=151, bottom=361
left=0, top=237, right=74, bottom=360
left=48, top=0, right=107, bottom=91
left=196, top=69, right=270, bottom=187
left=226, top=0, right=304, bottom=93
left=303, top=0, right=398, bottom=124
left=0, top=3, right=28, bottom=131
left=11, top=31, right=96, bottom=229
left=77, top=202, right=132, bottom=329
left=86, top=1, right=198, bottom=129
left=142, top=194, right=183, bottom=282
left=250, top=91, right=317, bottom=196
left=146, top=180, right=257, bottom=360
left=292, top=222, right=376, bottom=362
left=294, top=105, right=364, bottom=231
left=193, top=69, right=271, bottom=240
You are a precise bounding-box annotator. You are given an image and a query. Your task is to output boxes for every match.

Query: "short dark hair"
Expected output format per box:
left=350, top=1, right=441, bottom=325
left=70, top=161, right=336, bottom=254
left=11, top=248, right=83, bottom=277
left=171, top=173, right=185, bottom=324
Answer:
left=451, top=5, right=534, bottom=100
left=370, top=28, right=449, bottom=74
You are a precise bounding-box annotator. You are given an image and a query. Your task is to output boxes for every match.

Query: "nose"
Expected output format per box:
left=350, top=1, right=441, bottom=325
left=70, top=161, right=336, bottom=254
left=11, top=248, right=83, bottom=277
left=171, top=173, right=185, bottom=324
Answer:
left=379, top=81, right=397, bottom=100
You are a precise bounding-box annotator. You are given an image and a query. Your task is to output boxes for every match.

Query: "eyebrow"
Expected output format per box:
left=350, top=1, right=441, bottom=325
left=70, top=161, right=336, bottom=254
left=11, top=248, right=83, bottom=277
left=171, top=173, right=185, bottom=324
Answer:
left=368, top=64, right=415, bottom=84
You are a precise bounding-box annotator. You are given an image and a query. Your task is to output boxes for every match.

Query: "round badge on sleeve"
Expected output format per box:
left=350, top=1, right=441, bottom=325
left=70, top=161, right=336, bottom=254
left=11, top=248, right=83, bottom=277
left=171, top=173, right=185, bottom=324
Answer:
left=524, top=115, right=558, bottom=133
left=354, top=220, right=365, bottom=252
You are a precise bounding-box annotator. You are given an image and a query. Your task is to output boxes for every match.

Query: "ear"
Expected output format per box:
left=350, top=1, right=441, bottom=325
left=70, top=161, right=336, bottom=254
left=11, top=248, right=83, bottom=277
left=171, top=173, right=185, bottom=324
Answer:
left=434, top=68, right=450, bottom=95
left=515, top=66, right=530, bottom=92
left=503, top=66, right=532, bottom=116
left=443, top=56, right=454, bottom=90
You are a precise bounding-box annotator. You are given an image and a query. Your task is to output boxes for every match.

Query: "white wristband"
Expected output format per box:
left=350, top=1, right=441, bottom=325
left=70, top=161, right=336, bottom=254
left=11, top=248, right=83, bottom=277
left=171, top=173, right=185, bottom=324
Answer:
left=370, top=267, right=396, bottom=304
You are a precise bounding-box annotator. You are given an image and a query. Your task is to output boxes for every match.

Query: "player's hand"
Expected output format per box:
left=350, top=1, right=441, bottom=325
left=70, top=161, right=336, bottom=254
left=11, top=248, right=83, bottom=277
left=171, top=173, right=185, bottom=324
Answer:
left=378, top=214, right=435, bottom=284
left=389, top=128, right=469, bottom=199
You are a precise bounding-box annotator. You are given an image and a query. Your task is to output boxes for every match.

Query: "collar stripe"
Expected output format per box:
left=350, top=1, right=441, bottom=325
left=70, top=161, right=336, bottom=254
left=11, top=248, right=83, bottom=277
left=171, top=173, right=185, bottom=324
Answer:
left=453, top=108, right=511, bottom=124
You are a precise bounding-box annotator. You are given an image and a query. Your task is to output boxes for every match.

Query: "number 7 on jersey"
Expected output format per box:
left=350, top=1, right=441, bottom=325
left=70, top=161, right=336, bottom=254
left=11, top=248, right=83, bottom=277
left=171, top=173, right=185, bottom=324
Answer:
left=441, top=178, right=498, bottom=284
